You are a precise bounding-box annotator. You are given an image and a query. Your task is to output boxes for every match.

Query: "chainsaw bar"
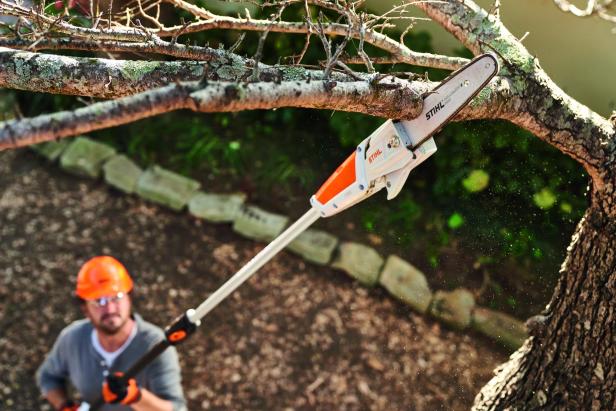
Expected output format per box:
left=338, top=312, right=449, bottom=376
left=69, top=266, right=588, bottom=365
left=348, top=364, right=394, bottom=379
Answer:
left=395, top=53, right=499, bottom=150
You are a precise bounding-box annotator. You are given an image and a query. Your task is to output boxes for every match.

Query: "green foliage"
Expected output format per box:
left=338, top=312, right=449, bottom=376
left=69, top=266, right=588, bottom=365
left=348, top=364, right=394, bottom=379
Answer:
left=430, top=119, right=586, bottom=261
left=533, top=188, right=557, bottom=209
left=448, top=212, right=465, bottom=229
left=329, top=112, right=381, bottom=148
left=560, top=202, right=573, bottom=213
left=462, top=169, right=490, bottom=192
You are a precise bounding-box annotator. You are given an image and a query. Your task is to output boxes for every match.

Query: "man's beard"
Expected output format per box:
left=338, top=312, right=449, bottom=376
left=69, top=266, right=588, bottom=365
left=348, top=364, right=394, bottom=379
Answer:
left=96, top=313, right=128, bottom=335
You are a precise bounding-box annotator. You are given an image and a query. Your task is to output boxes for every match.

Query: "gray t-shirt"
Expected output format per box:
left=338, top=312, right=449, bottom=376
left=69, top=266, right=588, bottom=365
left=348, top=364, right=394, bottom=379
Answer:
left=36, top=314, right=187, bottom=411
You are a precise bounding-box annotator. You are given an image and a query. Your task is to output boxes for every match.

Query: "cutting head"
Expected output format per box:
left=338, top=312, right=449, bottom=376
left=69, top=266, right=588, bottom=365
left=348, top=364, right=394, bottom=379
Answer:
left=311, top=54, right=500, bottom=217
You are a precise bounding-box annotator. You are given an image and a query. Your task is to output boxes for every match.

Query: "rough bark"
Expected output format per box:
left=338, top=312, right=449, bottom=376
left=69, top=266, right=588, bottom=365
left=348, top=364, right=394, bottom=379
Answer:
left=0, top=47, right=382, bottom=98
left=474, top=201, right=616, bottom=410
left=0, top=78, right=429, bottom=149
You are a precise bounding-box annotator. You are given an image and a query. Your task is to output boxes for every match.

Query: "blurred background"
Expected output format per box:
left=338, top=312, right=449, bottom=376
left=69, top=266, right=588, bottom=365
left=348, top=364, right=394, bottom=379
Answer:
left=8, top=0, right=615, bottom=320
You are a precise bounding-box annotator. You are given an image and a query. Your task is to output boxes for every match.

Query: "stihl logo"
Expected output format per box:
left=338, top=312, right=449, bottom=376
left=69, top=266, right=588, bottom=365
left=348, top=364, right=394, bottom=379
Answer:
left=426, top=102, right=445, bottom=120
left=368, top=149, right=382, bottom=163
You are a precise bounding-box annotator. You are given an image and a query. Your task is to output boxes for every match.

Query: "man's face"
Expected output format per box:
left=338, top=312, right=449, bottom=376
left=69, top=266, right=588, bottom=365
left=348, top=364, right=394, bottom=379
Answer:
left=83, top=293, right=132, bottom=335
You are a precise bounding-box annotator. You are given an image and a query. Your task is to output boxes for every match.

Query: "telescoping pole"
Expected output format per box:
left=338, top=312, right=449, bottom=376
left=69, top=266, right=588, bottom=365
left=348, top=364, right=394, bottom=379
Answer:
left=88, top=208, right=321, bottom=410
left=87, top=54, right=499, bottom=410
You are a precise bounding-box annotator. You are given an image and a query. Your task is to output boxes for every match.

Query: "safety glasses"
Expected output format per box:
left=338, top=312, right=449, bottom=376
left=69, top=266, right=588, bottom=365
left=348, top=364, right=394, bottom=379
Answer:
left=87, top=292, right=126, bottom=308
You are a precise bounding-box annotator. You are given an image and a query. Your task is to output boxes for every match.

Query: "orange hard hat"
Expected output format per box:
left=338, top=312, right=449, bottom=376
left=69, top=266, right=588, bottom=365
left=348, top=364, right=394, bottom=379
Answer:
left=75, top=256, right=134, bottom=300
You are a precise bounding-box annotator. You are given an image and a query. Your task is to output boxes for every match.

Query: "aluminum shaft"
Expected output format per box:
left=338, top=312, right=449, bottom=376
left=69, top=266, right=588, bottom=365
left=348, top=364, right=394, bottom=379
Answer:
left=191, top=208, right=321, bottom=322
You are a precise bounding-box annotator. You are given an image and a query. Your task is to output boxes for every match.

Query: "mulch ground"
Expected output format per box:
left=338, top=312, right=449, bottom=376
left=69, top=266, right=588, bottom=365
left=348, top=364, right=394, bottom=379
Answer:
left=0, top=149, right=507, bottom=410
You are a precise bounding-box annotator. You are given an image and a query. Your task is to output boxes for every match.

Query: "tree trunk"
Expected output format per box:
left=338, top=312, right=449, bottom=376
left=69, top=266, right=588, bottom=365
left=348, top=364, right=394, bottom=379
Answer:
left=474, top=192, right=616, bottom=409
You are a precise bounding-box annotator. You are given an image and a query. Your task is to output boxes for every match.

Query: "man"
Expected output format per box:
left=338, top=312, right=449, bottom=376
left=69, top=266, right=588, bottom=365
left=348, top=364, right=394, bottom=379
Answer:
left=37, top=256, right=187, bottom=411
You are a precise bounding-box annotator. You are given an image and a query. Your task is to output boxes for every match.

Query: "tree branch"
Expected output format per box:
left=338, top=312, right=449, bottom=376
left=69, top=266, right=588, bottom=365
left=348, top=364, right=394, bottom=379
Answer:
left=0, top=69, right=521, bottom=152
left=0, top=0, right=150, bottom=41
left=0, top=37, right=224, bottom=61
left=0, top=47, right=387, bottom=98
left=553, top=0, right=616, bottom=23
left=0, top=0, right=466, bottom=70
left=0, top=46, right=207, bottom=97
left=415, top=0, right=616, bottom=189
left=155, top=18, right=468, bottom=70
left=0, top=77, right=431, bottom=150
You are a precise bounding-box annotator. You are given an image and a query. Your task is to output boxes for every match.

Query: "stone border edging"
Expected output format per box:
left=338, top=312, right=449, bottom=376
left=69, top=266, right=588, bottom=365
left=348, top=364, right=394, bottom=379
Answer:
left=31, top=137, right=529, bottom=351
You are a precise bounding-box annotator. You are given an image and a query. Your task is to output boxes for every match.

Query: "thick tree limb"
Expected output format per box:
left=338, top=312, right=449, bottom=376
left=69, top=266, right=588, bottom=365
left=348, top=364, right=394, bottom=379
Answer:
left=0, top=82, right=196, bottom=150
left=0, top=46, right=207, bottom=98
left=0, top=78, right=432, bottom=150
left=0, top=47, right=379, bottom=98
left=0, top=69, right=516, bottom=151
left=409, top=1, right=616, bottom=409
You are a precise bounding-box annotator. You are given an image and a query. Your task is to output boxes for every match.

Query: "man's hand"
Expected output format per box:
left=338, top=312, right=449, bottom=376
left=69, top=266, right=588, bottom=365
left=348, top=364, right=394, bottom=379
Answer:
left=102, top=372, right=141, bottom=405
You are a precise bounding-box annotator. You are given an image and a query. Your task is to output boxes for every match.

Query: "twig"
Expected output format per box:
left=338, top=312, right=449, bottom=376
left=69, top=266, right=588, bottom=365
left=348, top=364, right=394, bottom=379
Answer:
left=335, top=60, right=363, bottom=80
left=252, top=4, right=289, bottom=81
left=489, top=0, right=501, bottom=19
left=137, top=0, right=163, bottom=29
left=357, top=13, right=374, bottom=73
left=228, top=33, right=246, bottom=54
left=290, top=0, right=313, bottom=65
left=170, top=17, right=190, bottom=46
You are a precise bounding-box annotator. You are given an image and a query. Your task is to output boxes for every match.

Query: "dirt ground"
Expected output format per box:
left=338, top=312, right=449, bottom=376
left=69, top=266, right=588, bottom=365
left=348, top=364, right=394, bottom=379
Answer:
left=0, top=149, right=507, bottom=410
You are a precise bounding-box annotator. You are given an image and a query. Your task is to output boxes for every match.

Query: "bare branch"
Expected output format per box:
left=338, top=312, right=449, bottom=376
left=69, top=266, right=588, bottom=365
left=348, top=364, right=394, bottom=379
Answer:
left=163, top=0, right=215, bottom=19
left=0, top=82, right=198, bottom=150
left=553, top=0, right=616, bottom=22
left=357, top=13, right=375, bottom=73
left=0, top=37, right=229, bottom=61
left=0, top=78, right=430, bottom=150
left=340, top=53, right=468, bottom=68
left=289, top=0, right=313, bottom=65
left=137, top=0, right=163, bottom=29
left=316, top=10, right=353, bottom=79
left=489, top=0, right=501, bottom=19
left=251, top=4, right=290, bottom=81
left=0, top=0, right=464, bottom=70
left=0, top=0, right=150, bottom=41
left=228, top=33, right=246, bottom=54
left=553, top=0, right=598, bottom=16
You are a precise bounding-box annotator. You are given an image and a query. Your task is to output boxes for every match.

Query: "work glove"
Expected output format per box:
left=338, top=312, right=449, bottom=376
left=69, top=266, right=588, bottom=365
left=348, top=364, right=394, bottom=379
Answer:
left=57, top=400, right=80, bottom=411
left=102, top=372, right=141, bottom=405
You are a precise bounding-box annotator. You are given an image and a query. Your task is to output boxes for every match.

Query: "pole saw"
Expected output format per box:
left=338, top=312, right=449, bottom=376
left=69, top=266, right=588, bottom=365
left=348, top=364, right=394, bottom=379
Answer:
left=85, top=53, right=498, bottom=410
